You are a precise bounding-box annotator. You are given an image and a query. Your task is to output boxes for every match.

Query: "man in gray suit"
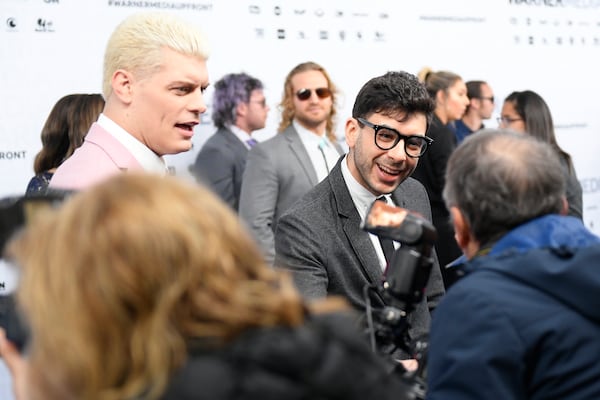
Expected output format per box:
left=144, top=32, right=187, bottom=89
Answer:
left=190, top=73, right=269, bottom=210
left=239, top=62, right=344, bottom=264
left=275, top=71, right=445, bottom=347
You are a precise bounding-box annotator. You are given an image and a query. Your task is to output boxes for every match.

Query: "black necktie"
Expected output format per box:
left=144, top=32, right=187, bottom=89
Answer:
left=375, top=196, right=395, bottom=265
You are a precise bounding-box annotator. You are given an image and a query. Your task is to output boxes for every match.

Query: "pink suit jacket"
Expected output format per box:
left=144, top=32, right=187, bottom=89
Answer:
left=49, top=123, right=143, bottom=190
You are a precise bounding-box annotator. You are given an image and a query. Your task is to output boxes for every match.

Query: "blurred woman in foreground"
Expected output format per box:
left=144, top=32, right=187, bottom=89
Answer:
left=0, top=173, right=411, bottom=400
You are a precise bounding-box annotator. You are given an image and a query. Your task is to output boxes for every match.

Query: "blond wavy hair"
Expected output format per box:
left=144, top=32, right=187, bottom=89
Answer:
left=277, top=61, right=338, bottom=142
left=9, top=173, right=307, bottom=400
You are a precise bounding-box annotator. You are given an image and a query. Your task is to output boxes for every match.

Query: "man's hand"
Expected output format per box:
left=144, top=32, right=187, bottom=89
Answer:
left=0, top=328, right=28, bottom=400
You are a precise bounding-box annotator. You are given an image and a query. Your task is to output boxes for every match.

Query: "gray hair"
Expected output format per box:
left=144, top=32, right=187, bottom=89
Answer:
left=443, top=129, right=565, bottom=247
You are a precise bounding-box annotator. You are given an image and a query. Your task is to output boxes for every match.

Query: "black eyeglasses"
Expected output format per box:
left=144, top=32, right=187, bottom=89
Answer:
left=249, top=99, right=267, bottom=108
left=295, top=87, right=332, bottom=101
left=478, top=96, right=494, bottom=103
left=356, top=117, right=433, bottom=158
left=497, top=116, right=522, bottom=125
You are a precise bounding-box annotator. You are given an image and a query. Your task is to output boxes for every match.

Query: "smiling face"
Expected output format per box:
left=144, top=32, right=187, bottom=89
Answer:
left=346, top=112, right=428, bottom=195
left=127, top=47, right=209, bottom=156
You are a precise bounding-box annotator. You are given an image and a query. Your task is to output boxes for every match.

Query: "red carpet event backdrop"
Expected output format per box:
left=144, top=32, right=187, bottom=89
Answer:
left=1, top=0, right=600, bottom=235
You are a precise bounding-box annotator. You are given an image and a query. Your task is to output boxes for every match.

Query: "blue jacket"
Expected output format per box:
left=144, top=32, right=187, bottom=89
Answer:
left=427, top=215, right=600, bottom=400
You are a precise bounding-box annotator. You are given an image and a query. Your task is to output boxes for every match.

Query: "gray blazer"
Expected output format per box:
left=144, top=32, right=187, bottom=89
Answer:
left=190, top=128, right=248, bottom=210
left=274, top=157, right=445, bottom=340
left=239, top=125, right=343, bottom=264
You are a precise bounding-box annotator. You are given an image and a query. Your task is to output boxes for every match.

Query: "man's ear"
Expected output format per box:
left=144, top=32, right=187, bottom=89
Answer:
left=345, top=117, right=359, bottom=149
left=236, top=102, right=248, bottom=119
left=560, top=196, right=569, bottom=215
left=450, top=206, right=472, bottom=252
left=111, top=69, right=134, bottom=104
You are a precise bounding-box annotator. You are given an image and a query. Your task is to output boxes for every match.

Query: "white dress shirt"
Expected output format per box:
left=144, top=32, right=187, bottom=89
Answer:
left=229, top=124, right=255, bottom=149
left=341, top=155, right=398, bottom=271
left=97, top=113, right=168, bottom=175
left=293, top=120, right=339, bottom=182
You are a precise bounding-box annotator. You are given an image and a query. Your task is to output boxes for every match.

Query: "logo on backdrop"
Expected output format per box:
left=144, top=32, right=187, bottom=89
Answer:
left=509, top=0, right=563, bottom=6
left=35, top=18, right=55, bottom=32
left=106, top=1, right=213, bottom=12
left=509, top=14, right=599, bottom=47
left=248, top=5, right=391, bottom=42
left=0, top=151, right=27, bottom=161
left=581, top=177, right=600, bottom=194
left=509, top=0, right=600, bottom=8
left=6, top=17, right=17, bottom=31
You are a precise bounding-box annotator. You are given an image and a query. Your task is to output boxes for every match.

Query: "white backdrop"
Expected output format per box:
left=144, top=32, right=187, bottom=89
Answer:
left=2, top=0, right=600, bottom=230
left=1, top=0, right=600, bottom=397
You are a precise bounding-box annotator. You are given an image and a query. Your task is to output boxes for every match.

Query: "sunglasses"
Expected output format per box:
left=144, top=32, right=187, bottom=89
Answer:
left=295, top=87, right=332, bottom=101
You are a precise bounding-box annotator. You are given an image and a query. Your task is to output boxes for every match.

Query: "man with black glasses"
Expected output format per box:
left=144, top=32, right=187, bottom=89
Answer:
left=239, top=61, right=344, bottom=265
left=274, top=71, right=445, bottom=348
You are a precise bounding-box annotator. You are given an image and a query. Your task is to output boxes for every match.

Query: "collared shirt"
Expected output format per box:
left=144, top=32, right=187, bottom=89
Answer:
left=452, top=119, right=484, bottom=145
left=341, top=155, right=398, bottom=271
left=293, top=120, right=339, bottom=182
left=228, top=124, right=255, bottom=149
left=97, top=113, right=168, bottom=175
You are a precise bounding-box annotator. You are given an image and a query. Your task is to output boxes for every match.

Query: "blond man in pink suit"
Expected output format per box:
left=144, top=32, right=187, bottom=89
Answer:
left=50, top=12, right=211, bottom=190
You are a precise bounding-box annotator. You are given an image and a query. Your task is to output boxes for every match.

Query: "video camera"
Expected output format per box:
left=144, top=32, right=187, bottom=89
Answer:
left=361, top=200, right=437, bottom=399
left=0, top=190, right=71, bottom=351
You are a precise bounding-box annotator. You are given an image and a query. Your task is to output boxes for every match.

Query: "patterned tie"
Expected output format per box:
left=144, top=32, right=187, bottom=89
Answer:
left=375, top=196, right=395, bottom=265
left=246, top=138, right=258, bottom=147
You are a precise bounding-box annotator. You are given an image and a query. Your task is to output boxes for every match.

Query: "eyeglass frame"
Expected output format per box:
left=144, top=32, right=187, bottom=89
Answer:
left=249, top=99, right=268, bottom=108
left=477, top=96, right=494, bottom=103
left=497, top=116, right=523, bottom=125
left=295, top=87, right=332, bottom=101
left=356, top=117, right=433, bottom=158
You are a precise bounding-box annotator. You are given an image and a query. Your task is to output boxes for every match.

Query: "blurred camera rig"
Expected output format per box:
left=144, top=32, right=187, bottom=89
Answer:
left=361, top=200, right=438, bottom=400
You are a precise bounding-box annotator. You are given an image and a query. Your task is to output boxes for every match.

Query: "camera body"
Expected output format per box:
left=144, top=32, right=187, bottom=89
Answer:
left=362, top=200, right=438, bottom=399
left=0, top=191, right=70, bottom=351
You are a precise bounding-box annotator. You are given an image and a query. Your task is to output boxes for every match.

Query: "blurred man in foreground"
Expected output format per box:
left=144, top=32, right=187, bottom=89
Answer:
left=427, top=130, right=600, bottom=399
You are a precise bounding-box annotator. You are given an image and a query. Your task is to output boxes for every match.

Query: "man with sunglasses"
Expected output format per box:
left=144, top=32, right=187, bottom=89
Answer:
left=274, top=71, right=445, bottom=352
left=239, top=61, right=344, bottom=265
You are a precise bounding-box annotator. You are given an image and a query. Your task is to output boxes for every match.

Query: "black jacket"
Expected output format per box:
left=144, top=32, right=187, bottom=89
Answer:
left=162, top=312, right=416, bottom=400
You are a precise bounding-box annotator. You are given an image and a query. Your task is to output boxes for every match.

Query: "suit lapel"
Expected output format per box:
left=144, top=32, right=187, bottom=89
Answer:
left=284, top=126, right=318, bottom=185
left=219, top=128, right=248, bottom=172
left=329, top=160, right=383, bottom=286
left=220, top=128, right=248, bottom=157
left=391, top=183, right=406, bottom=208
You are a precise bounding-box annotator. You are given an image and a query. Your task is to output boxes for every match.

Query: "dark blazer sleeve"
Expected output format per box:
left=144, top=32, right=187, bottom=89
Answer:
left=239, top=143, right=280, bottom=264
left=275, top=204, right=329, bottom=299
left=426, top=124, right=455, bottom=201
left=192, top=137, right=241, bottom=210
left=562, top=159, right=583, bottom=219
